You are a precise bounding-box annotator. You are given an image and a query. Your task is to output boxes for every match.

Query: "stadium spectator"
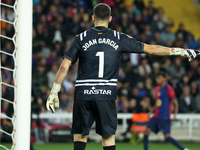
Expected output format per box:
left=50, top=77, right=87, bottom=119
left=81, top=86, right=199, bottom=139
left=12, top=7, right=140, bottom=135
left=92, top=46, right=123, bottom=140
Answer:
left=168, top=57, right=186, bottom=81
left=133, top=13, right=144, bottom=33
left=179, top=86, right=198, bottom=113
left=100, top=0, right=116, bottom=7
left=63, top=72, right=75, bottom=92
left=194, top=92, right=200, bottom=113
left=146, top=0, right=157, bottom=21
left=144, top=77, right=153, bottom=95
left=129, top=87, right=141, bottom=102
left=153, top=32, right=162, bottom=45
left=175, top=75, right=190, bottom=98
left=188, top=59, right=199, bottom=77
left=138, top=58, right=152, bottom=78
left=120, top=13, right=130, bottom=33
left=192, top=66, right=200, bottom=82
left=144, top=24, right=154, bottom=42
left=118, top=80, right=130, bottom=98
left=127, top=23, right=139, bottom=39
left=137, top=81, right=147, bottom=98
left=190, top=81, right=199, bottom=97
left=118, top=68, right=126, bottom=82
left=186, top=34, right=199, bottom=49
left=150, top=10, right=166, bottom=33
left=47, top=50, right=59, bottom=67
left=153, top=7, right=167, bottom=23
left=120, top=97, right=131, bottom=113
left=47, top=63, right=59, bottom=88
left=129, top=98, right=138, bottom=113
left=140, top=96, right=151, bottom=113
left=130, top=53, right=146, bottom=66
left=176, top=23, right=188, bottom=41
left=160, top=25, right=176, bottom=44
left=126, top=66, right=143, bottom=87
left=59, top=92, right=70, bottom=111
left=149, top=62, right=160, bottom=84
left=134, top=0, right=145, bottom=11
left=142, top=8, right=151, bottom=24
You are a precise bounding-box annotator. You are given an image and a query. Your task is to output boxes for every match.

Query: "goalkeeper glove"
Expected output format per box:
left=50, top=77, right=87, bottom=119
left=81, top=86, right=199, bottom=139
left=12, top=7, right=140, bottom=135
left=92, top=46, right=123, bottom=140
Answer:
left=170, top=48, right=197, bottom=62
left=46, top=82, right=61, bottom=113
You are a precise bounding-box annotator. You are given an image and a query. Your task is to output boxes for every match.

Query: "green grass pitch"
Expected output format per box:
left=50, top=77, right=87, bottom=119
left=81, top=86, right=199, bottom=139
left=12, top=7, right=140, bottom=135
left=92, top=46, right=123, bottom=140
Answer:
left=2, top=142, right=200, bottom=150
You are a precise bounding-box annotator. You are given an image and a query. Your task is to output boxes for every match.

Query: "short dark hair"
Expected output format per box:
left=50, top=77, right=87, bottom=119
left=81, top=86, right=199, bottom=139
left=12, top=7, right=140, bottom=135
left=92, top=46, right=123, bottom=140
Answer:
left=93, top=3, right=111, bottom=21
left=156, top=71, right=166, bottom=77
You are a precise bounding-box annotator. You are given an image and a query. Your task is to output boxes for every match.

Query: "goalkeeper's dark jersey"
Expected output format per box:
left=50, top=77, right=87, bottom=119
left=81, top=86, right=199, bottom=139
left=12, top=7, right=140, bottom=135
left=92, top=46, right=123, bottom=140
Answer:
left=64, top=26, right=144, bottom=100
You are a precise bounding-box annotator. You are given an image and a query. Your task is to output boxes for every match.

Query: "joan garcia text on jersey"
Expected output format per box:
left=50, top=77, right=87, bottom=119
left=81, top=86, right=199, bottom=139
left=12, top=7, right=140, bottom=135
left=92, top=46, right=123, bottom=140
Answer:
left=82, top=38, right=119, bottom=51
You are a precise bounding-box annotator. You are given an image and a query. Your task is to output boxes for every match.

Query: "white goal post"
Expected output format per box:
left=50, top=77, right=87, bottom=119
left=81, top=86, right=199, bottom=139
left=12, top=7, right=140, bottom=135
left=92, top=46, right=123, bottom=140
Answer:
left=15, top=0, right=33, bottom=150
left=0, top=0, right=33, bottom=149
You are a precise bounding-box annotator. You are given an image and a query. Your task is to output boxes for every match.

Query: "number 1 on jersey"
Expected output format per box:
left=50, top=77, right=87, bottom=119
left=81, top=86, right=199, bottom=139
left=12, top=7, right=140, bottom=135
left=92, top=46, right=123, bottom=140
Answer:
left=96, top=52, right=104, bottom=78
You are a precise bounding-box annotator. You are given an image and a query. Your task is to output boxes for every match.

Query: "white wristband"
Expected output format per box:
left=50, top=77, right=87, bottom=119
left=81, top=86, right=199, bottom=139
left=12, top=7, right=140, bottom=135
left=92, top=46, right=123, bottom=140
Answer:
left=169, top=48, right=185, bottom=56
left=51, top=82, right=61, bottom=94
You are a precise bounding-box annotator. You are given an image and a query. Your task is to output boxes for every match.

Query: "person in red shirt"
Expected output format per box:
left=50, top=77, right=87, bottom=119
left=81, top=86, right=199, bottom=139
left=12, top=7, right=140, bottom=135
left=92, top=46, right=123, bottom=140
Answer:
left=143, top=71, right=189, bottom=150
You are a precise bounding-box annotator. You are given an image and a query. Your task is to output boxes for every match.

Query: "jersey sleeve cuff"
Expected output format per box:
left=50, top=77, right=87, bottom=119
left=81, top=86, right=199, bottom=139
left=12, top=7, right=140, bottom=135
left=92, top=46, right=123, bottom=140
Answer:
left=140, top=42, right=145, bottom=53
left=63, top=55, right=73, bottom=63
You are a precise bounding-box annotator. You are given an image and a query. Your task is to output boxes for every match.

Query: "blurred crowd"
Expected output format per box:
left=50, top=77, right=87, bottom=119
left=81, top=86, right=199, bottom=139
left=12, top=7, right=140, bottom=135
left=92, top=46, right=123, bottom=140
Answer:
left=1, top=0, right=200, bottom=123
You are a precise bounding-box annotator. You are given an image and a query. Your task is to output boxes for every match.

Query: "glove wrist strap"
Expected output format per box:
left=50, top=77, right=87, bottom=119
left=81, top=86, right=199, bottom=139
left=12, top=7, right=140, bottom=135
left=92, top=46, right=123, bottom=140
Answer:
left=51, top=82, right=61, bottom=94
left=169, top=48, right=185, bottom=56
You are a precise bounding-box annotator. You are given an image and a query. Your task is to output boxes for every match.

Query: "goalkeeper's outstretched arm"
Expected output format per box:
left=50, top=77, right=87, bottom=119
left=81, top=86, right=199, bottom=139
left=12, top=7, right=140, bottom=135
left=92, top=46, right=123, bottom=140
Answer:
left=143, top=44, right=170, bottom=55
left=46, top=58, right=72, bottom=113
left=143, top=44, right=197, bottom=61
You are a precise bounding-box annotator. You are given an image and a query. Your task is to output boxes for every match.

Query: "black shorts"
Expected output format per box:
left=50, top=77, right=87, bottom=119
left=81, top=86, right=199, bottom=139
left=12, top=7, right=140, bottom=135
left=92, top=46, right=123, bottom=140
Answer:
left=72, top=99, right=117, bottom=136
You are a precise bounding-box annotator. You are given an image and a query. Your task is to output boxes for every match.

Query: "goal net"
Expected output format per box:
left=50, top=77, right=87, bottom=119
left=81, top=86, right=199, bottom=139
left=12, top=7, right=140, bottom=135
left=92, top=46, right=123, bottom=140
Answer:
left=0, top=0, right=32, bottom=149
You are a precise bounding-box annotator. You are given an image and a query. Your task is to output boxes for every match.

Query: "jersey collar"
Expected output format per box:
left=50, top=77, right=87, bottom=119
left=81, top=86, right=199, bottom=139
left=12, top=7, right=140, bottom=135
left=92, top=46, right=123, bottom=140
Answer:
left=92, top=26, right=108, bottom=32
left=159, top=82, right=168, bottom=89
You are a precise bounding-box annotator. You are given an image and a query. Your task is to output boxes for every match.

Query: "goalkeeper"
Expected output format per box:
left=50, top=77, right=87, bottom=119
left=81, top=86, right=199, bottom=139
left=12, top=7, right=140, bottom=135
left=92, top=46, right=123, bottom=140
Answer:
left=46, top=3, right=197, bottom=150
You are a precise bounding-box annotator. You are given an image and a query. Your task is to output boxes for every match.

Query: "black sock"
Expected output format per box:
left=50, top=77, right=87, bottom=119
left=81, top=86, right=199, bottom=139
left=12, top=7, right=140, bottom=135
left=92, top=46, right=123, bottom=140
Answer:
left=103, top=145, right=116, bottom=150
left=144, top=135, right=149, bottom=150
left=74, top=141, right=86, bottom=150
